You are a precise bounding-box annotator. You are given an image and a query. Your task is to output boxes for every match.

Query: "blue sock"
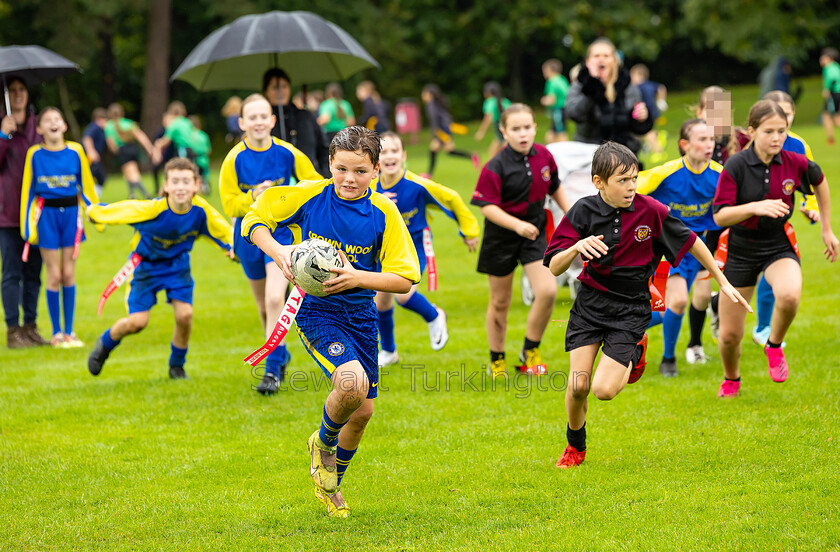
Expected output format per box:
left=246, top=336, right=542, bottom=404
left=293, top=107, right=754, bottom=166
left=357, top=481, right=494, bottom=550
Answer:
left=265, top=344, right=289, bottom=377
left=46, top=289, right=61, bottom=336
left=62, top=285, right=76, bottom=335
left=101, top=328, right=121, bottom=352
left=318, top=407, right=347, bottom=448
left=400, top=292, right=438, bottom=323
left=647, top=311, right=663, bottom=328
left=662, top=308, right=684, bottom=359
left=169, top=343, right=188, bottom=368
left=378, top=308, right=396, bottom=352
left=756, top=275, right=774, bottom=331
left=336, top=446, right=357, bottom=487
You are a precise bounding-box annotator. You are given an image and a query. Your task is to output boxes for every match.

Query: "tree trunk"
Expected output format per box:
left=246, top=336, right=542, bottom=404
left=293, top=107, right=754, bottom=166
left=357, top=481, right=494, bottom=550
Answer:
left=99, top=18, right=115, bottom=107
left=508, top=36, right=523, bottom=101
left=141, top=0, right=171, bottom=137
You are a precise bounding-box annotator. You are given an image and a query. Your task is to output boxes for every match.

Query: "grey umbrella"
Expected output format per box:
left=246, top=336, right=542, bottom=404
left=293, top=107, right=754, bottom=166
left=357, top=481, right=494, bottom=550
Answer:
left=170, top=10, right=380, bottom=91
left=0, top=45, right=81, bottom=114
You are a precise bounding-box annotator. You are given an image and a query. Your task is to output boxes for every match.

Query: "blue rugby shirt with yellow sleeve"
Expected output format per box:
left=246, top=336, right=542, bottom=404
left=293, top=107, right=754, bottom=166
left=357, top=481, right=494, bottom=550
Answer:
left=20, top=141, right=98, bottom=244
left=374, top=169, right=479, bottom=267
left=785, top=130, right=819, bottom=215
left=241, top=179, right=421, bottom=308
left=219, top=137, right=321, bottom=219
left=87, top=195, right=233, bottom=264
left=636, top=157, right=722, bottom=233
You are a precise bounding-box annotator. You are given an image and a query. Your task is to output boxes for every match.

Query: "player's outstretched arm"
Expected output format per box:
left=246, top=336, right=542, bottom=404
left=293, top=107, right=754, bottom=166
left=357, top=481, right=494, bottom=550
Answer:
left=812, top=178, right=838, bottom=262
left=690, top=238, right=752, bottom=312
left=323, top=250, right=413, bottom=295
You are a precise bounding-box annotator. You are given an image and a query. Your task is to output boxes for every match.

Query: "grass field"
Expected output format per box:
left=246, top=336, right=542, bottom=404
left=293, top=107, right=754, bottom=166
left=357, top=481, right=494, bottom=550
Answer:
left=2, top=80, right=840, bottom=551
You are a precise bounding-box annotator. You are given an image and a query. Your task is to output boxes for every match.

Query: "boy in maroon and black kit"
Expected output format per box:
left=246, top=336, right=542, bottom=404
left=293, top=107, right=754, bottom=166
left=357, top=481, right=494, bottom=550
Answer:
left=544, top=142, right=749, bottom=468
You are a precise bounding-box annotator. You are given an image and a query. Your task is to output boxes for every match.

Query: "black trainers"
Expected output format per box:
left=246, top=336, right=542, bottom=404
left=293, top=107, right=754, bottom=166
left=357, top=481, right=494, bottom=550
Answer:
left=87, top=337, right=110, bottom=376
left=169, top=365, right=188, bottom=379
left=256, top=373, right=280, bottom=395
left=658, top=357, right=678, bottom=378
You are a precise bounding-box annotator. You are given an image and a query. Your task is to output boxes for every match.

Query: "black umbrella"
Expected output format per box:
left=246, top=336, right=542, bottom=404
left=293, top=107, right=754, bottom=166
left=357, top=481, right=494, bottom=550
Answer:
left=171, top=10, right=380, bottom=91
left=0, top=45, right=81, bottom=114
left=170, top=10, right=380, bottom=139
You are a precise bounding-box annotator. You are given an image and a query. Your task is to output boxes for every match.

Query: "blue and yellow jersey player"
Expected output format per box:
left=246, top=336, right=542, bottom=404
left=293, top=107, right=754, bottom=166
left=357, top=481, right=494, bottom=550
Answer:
left=242, top=126, right=420, bottom=518
left=373, top=131, right=479, bottom=366
left=21, top=107, right=99, bottom=348
left=219, top=93, right=323, bottom=395
left=636, top=118, right=722, bottom=377
left=86, top=158, right=234, bottom=379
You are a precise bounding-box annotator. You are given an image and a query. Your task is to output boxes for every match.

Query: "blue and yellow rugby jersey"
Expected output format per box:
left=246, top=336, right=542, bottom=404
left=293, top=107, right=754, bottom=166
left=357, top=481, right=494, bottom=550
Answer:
left=219, top=137, right=322, bottom=248
left=374, top=169, right=479, bottom=249
left=20, top=141, right=98, bottom=244
left=219, top=137, right=321, bottom=219
left=88, top=195, right=233, bottom=262
left=636, top=157, right=722, bottom=233
left=784, top=131, right=819, bottom=215
left=242, top=179, right=421, bottom=307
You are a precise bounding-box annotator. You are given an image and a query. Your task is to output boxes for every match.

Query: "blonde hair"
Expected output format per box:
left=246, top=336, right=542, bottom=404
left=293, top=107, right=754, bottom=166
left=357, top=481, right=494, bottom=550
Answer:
left=587, top=38, right=618, bottom=103
left=499, top=103, right=534, bottom=130
left=239, top=93, right=272, bottom=118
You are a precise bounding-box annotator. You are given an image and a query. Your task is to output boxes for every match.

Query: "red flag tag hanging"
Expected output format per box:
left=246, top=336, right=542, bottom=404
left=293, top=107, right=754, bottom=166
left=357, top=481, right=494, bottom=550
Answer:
left=244, top=285, right=306, bottom=366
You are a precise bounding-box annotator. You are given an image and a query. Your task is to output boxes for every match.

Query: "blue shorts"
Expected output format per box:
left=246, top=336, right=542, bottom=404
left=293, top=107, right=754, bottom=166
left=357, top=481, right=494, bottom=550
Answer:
left=126, top=254, right=193, bottom=314
left=296, top=300, right=379, bottom=399
left=37, top=205, right=85, bottom=250
left=669, top=251, right=702, bottom=288
left=233, top=218, right=292, bottom=280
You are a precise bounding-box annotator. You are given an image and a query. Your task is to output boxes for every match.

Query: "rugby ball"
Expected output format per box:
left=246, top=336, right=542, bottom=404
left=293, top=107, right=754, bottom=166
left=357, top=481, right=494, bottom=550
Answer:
left=290, top=238, right=344, bottom=296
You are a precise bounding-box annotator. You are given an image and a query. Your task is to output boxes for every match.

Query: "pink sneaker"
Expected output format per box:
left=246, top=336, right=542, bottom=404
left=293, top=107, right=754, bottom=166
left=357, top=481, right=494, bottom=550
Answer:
left=718, top=379, right=740, bottom=398
left=764, top=345, right=788, bottom=382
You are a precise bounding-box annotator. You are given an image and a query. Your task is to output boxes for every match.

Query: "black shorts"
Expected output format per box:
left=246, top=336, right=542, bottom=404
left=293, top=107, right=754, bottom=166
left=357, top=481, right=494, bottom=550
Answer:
left=117, top=143, right=140, bottom=167
left=704, top=228, right=724, bottom=257
left=826, top=92, right=840, bottom=114
left=90, top=162, right=107, bottom=187
left=723, top=234, right=799, bottom=288
left=477, top=222, right=547, bottom=276
left=565, top=284, right=650, bottom=366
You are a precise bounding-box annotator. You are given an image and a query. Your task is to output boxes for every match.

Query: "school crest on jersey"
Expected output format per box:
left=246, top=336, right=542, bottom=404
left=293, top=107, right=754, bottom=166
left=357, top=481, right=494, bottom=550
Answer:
left=328, top=342, right=345, bottom=357
left=541, top=166, right=551, bottom=182
left=782, top=179, right=795, bottom=196
left=634, top=225, right=652, bottom=242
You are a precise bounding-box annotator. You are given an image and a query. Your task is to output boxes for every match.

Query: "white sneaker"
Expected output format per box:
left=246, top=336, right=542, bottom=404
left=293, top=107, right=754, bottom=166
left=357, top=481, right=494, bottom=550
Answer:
left=428, top=307, right=448, bottom=351
left=684, top=345, right=708, bottom=365
left=521, top=275, right=534, bottom=306
left=378, top=349, right=399, bottom=367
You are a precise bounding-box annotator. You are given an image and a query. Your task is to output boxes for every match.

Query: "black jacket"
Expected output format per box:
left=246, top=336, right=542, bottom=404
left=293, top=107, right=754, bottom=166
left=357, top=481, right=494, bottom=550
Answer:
left=271, top=103, right=329, bottom=177
left=565, top=66, right=653, bottom=154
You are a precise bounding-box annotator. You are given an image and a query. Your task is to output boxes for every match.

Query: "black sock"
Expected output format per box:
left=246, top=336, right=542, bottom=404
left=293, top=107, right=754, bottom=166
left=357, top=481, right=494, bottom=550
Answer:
left=725, top=376, right=741, bottom=382
left=448, top=149, right=471, bottom=159
left=523, top=337, right=540, bottom=351
left=632, top=344, right=643, bottom=367
left=567, top=423, right=586, bottom=451
left=662, top=356, right=676, bottom=363
left=428, top=150, right=438, bottom=174
left=711, top=293, right=719, bottom=314
left=767, top=340, right=782, bottom=349
left=490, top=350, right=505, bottom=363
left=687, top=305, right=706, bottom=347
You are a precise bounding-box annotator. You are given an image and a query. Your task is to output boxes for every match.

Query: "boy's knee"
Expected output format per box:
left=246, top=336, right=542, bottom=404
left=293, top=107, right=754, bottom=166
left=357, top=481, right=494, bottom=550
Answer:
left=175, top=308, right=193, bottom=327
left=568, top=373, right=591, bottom=399
left=127, top=317, right=149, bottom=333
left=592, top=383, right=617, bottom=401
left=719, top=330, right=742, bottom=349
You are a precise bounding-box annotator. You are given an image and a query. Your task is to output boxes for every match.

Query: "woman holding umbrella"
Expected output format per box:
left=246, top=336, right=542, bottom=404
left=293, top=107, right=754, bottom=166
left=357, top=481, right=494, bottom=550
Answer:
left=262, top=68, right=329, bottom=176
left=0, top=77, right=47, bottom=348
